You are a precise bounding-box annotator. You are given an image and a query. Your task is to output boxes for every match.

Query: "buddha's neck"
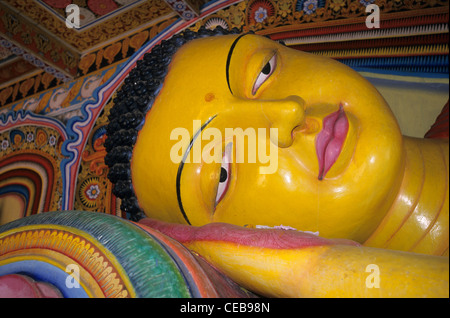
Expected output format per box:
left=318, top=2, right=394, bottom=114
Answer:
left=363, top=136, right=449, bottom=256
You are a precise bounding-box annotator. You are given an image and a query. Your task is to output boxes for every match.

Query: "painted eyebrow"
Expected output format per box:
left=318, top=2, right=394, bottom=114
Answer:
left=176, top=115, right=217, bottom=225
left=226, top=33, right=249, bottom=95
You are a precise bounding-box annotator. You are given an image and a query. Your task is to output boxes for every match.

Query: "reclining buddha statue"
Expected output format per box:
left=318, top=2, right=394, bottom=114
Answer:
left=103, top=26, right=448, bottom=297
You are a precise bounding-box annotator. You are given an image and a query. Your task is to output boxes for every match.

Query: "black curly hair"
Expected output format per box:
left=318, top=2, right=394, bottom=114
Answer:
left=105, top=26, right=242, bottom=221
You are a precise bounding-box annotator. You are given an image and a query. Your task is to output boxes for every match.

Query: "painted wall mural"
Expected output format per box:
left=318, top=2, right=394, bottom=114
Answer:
left=0, top=110, right=67, bottom=223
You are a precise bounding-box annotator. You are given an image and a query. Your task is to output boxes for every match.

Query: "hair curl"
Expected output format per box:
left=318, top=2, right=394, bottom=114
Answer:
left=105, top=26, right=242, bottom=221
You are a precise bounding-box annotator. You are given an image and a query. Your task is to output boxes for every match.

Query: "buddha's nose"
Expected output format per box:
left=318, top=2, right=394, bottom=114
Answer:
left=262, top=95, right=305, bottom=148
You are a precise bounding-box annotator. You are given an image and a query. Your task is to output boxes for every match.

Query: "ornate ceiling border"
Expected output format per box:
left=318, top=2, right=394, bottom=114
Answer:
left=242, top=0, right=449, bottom=33
left=2, top=0, right=175, bottom=51
left=164, top=0, right=202, bottom=20
left=0, top=36, right=73, bottom=82
left=0, top=2, right=80, bottom=78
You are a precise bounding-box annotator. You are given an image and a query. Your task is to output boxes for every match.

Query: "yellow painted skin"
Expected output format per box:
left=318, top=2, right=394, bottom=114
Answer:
left=185, top=240, right=449, bottom=298
left=131, top=34, right=449, bottom=297
left=364, top=137, right=448, bottom=256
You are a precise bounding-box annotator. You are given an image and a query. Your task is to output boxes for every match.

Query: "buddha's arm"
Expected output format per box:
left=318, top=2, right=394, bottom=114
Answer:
left=364, top=137, right=449, bottom=256
left=140, top=218, right=449, bottom=298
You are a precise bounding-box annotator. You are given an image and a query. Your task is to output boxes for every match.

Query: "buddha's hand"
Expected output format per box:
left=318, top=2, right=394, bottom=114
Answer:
left=140, top=218, right=449, bottom=298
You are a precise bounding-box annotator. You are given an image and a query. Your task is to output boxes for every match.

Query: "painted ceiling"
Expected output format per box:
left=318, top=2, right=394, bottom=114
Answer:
left=0, top=0, right=179, bottom=81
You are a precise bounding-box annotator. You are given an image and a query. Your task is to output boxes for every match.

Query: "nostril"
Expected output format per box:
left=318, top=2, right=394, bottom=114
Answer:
left=292, top=118, right=320, bottom=137
left=291, top=125, right=302, bottom=141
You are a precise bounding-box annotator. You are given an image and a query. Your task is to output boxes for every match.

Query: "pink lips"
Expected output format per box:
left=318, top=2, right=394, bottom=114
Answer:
left=315, top=105, right=349, bottom=180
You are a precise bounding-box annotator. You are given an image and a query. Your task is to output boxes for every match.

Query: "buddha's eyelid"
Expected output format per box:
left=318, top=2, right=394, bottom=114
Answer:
left=266, top=50, right=277, bottom=64
left=253, top=50, right=277, bottom=77
left=215, top=142, right=233, bottom=206
left=262, top=51, right=277, bottom=74
left=252, top=52, right=277, bottom=95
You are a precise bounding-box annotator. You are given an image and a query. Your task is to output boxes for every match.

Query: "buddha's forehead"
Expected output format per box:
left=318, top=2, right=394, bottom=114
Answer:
left=171, top=34, right=239, bottom=71
left=166, top=34, right=280, bottom=89
left=163, top=35, right=236, bottom=97
left=176, top=33, right=276, bottom=56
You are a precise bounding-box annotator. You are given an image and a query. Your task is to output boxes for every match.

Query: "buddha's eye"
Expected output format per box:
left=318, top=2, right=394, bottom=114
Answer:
left=252, top=54, right=277, bottom=95
left=215, top=143, right=232, bottom=205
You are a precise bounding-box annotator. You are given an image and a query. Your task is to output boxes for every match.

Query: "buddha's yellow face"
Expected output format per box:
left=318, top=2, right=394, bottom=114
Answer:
left=131, top=34, right=404, bottom=242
